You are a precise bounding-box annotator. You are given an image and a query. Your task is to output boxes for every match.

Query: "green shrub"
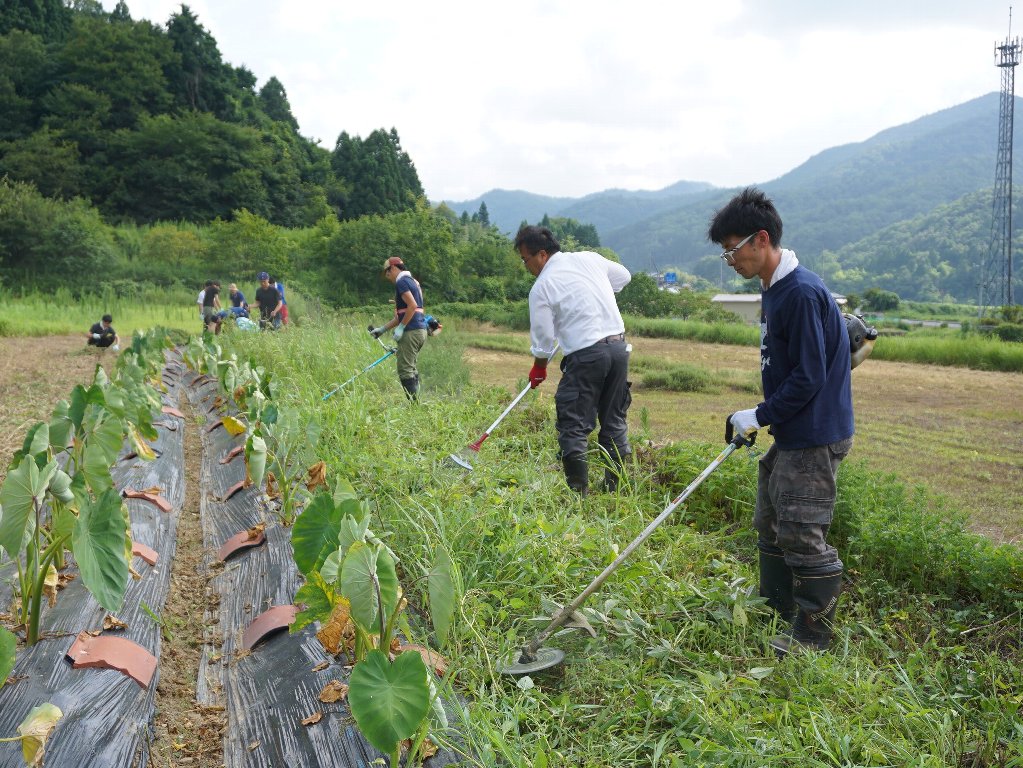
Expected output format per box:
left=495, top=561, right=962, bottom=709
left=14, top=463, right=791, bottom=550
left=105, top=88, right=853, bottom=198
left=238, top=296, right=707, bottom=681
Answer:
left=642, top=364, right=715, bottom=392
left=993, top=323, right=1023, bottom=343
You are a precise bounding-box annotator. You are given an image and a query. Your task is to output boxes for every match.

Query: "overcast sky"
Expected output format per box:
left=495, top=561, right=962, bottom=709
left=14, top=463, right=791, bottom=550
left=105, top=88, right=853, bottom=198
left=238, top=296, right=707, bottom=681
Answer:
left=107, top=0, right=1014, bottom=201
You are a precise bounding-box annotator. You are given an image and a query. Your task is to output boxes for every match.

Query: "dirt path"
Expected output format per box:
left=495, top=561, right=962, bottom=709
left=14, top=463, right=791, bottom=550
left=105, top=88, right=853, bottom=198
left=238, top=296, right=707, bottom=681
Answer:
left=0, top=335, right=116, bottom=480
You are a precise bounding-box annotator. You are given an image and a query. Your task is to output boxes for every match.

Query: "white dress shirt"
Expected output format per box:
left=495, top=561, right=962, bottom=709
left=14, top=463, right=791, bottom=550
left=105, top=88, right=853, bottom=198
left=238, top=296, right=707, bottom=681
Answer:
left=529, top=250, right=631, bottom=357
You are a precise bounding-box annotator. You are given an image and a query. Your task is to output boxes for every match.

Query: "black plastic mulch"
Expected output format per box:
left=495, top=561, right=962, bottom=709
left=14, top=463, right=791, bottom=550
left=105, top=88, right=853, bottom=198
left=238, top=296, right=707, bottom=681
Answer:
left=0, top=355, right=189, bottom=767
left=186, top=372, right=466, bottom=768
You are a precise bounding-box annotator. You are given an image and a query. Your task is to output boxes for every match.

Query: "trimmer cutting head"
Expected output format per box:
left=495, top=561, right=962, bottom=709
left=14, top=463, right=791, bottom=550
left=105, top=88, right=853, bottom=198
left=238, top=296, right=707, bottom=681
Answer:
left=500, top=646, right=565, bottom=675
left=447, top=452, right=474, bottom=471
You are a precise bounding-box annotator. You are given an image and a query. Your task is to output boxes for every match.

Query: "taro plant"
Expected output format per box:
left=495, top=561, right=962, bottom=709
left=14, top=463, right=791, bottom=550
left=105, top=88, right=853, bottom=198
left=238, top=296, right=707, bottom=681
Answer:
left=0, top=434, right=131, bottom=645
left=214, top=353, right=325, bottom=524
left=290, top=483, right=457, bottom=764
left=0, top=335, right=165, bottom=645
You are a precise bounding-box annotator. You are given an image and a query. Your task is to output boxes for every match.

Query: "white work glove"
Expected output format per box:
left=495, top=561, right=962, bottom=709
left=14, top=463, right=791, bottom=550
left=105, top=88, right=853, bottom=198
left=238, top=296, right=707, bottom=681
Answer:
left=370, top=326, right=386, bottom=339
left=92, top=333, right=101, bottom=340
left=730, top=408, right=760, bottom=437
left=112, top=344, right=120, bottom=352
left=392, top=325, right=405, bottom=341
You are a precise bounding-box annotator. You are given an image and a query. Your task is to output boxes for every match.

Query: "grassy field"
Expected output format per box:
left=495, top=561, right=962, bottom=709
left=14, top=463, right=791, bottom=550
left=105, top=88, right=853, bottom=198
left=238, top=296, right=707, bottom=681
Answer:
left=211, top=319, right=1023, bottom=767
left=3, top=312, right=1022, bottom=766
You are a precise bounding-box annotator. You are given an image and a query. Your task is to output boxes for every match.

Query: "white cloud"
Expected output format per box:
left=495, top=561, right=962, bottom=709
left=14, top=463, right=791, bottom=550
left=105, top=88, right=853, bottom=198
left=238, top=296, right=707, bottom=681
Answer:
left=110, top=0, right=1012, bottom=199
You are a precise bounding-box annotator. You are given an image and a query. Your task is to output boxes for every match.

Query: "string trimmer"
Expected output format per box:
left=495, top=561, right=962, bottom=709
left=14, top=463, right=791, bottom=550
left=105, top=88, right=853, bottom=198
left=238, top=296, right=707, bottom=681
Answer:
left=501, top=417, right=757, bottom=674
left=448, top=343, right=560, bottom=470
left=321, top=331, right=398, bottom=401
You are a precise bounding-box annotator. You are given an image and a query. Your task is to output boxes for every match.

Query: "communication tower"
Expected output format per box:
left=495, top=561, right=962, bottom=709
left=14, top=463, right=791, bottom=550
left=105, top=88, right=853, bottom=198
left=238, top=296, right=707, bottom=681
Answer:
left=982, top=17, right=1021, bottom=311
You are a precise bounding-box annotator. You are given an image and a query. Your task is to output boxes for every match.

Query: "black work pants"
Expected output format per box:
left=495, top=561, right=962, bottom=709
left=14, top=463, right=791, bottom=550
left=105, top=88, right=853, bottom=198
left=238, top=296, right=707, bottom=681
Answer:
left=554, top=339, right=631, bottom=461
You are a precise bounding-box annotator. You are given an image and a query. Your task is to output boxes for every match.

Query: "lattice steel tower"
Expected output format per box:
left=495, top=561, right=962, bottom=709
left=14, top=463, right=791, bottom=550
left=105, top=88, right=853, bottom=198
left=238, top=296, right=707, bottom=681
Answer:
left=983, top=25, right=1021, bottom=310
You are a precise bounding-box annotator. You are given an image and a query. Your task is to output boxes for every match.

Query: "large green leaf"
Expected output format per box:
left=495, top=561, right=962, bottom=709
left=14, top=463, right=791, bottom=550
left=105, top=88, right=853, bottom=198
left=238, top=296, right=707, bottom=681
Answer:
left=290, top=492, right=341, bottom=576
left=337, top=514, right=370, bottom=558
left=91, top=416, right=125, bottom=464
left=47, top=469, right=75, bottom=504
left=349, top=649, right=430, bottom=756
left=72, top=489, right=129, bottom=612
left=339, top=542, right=399, bottom=632
left=81, top=441, right=114, bottom=493
left=0, top=456, right=44, bottom=558
left=428, top=547, right=457, bottom=648
left=21, top=422, right=49, bottom=460
left=292, top=574, right=335, bottom=632
left=0, top=626, right=15, bottom=689
left=48, top=400, right=73, bottom=452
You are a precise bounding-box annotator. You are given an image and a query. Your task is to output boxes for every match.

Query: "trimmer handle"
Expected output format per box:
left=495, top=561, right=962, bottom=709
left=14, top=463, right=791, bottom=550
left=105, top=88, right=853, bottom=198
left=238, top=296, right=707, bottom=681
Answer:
left=725, top=415, right=757, bottom=448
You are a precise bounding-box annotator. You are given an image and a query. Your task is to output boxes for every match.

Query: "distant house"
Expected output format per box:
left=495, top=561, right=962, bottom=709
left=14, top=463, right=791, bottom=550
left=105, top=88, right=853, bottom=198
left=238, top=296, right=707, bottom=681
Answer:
left=712, top=293, right=847, bottom=324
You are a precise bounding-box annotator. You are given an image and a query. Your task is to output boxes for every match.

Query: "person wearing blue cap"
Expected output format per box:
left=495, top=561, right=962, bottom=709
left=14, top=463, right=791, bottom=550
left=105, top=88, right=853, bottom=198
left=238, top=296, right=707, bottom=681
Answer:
left=253, top=271, right=282, bottom=330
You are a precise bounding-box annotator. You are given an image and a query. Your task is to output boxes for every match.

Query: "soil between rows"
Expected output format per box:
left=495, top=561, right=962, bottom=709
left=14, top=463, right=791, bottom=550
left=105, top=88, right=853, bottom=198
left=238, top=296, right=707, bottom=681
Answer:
left=146, top=392, right=225, bottom=767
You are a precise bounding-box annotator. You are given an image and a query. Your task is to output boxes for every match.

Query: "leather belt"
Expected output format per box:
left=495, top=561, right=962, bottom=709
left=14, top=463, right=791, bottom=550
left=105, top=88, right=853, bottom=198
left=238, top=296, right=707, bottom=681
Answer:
left=596, top=333, right=625, bottom=344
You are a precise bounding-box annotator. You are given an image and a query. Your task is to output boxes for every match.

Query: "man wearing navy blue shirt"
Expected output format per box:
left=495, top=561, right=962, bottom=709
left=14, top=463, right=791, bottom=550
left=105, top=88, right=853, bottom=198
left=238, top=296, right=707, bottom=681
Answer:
left=371, top=257, right=428, bottom=400
left=709, top=187, right=853, bottom=656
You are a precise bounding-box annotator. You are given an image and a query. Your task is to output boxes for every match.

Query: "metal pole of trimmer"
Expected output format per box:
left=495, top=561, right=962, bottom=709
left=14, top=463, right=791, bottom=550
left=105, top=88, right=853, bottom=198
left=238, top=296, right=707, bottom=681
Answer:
left=449, top=342, right=560, bottom=470
left=502, top=418, right=757, bottom=675
left=322, top=340, right=398, bottom=401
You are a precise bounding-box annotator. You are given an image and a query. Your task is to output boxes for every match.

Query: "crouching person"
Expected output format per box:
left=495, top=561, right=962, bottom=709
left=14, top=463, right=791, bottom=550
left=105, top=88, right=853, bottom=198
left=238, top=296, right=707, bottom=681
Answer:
left=87, top=314, right=120, bottom=351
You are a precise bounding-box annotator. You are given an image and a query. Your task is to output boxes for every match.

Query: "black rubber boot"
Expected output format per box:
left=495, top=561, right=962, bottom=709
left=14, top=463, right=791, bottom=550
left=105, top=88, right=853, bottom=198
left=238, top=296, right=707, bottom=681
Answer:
left=770, top=571, right=842, bottom=656
left=400, top=377, right=419, bottom=402
left=562, top=454, right=589, bottom=496
left=759, top=549, right=796, bottom=624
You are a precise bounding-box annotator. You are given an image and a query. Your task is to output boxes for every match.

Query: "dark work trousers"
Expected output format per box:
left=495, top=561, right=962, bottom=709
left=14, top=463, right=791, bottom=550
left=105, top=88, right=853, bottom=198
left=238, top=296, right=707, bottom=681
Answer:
left=753, top=438, right=853, bottom=574
left=554, top=338, right=631, bottom=461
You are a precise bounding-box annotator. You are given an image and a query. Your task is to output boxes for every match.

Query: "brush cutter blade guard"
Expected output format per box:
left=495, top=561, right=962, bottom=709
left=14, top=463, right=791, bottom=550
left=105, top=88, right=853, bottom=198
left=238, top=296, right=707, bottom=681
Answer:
left=448, top=452, right=474, bottom=471
left=500, top=646, right=565, bottom=675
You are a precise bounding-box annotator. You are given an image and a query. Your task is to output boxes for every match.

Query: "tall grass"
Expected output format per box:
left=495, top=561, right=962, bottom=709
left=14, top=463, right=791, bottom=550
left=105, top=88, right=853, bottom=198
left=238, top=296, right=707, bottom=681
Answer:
left=216, top=317, right=1023, bottom=767
left=869, top=331, right=1023, bottom=371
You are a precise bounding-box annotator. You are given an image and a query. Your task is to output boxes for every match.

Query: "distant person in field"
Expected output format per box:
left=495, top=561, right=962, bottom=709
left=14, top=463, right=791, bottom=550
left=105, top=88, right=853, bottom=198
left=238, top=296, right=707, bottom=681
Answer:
left=197, top=282, right=209, bottom=323
left=370, top=257, right=428, bottom=401
left=253, top=271, right=282, bottom=330
left=709, top=186, right=853, bottom=657
left=270, top=276, right=289, bottom=324
left=86, top=314, right=120, bottom=351
left=227, top=283, right=249, bottom=318
left=516, top=225, right=632, bottom=496
left=202, top=280, right=223, bottom=334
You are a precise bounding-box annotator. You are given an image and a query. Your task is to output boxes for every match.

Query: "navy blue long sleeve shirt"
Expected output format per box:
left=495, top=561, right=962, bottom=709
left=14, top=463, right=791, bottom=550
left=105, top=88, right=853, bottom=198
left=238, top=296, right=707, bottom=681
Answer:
left=755, top=266, right=853, bottom=450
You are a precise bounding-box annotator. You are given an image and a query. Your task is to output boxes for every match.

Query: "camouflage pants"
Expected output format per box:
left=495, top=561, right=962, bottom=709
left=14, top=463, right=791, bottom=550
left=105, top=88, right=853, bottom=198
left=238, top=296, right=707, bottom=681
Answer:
left=753, top=438, right=853, bottom=572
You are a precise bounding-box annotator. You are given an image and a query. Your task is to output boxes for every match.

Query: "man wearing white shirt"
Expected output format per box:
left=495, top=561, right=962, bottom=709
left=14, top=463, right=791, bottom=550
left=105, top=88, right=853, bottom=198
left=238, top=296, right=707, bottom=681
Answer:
left=515, top=225, right=632, bottom=495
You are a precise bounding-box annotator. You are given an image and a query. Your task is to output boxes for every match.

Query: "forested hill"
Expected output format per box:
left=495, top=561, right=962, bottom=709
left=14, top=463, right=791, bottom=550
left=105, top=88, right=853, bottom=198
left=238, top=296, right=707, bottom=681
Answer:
left=443, top=94, right=1016, bottom=302
left=442, top=180, right=715, bottom=237
left=602, top=93, right=1017, bottom=297
left=0, top=0, right=424, bottom=227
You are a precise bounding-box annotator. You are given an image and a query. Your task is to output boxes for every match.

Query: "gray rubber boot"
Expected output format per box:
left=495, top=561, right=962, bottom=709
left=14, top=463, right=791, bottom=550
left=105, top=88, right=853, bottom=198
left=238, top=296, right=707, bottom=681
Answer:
left=758, top=549, right=796, bottom=624
left=562, top=454, right=589, bottom=496
left=770, top=571, right=842, bottom=656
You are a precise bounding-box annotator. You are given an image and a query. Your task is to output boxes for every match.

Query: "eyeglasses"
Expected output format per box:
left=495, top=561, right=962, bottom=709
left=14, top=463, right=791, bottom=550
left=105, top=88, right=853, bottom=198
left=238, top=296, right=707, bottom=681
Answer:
left=720, top=232, right=758, bottom=265
left=521, top=250, right=540, bottom=263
